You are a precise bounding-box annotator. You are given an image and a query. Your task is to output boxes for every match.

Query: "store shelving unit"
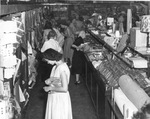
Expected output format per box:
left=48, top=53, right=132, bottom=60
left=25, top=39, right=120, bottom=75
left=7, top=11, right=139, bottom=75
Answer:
left=84, top=31, right=122, bottom=119
left=0, top=2, right=45, bottom=119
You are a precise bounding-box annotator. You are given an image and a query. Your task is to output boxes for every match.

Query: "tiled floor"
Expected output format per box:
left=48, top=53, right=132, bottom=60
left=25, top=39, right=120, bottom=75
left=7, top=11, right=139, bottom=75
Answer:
left=21, top=64, right=98, bottom=119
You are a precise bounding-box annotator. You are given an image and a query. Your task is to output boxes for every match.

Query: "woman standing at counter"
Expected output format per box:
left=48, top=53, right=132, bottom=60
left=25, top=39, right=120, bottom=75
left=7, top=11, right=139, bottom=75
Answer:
left=71, top=30, right=86, bottom=84
left=63, top=21, right=75, bottom=67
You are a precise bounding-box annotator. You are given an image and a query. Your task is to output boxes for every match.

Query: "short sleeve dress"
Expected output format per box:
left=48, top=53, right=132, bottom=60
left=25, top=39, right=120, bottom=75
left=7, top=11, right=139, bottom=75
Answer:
left=45, top=63, right=72, bottom=119
left=71, top=36, right=85, bottom=75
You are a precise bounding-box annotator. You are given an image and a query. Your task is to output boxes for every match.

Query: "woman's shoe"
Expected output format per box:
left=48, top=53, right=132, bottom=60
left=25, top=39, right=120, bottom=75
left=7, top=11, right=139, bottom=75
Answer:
left=74, top=80, right=81, bottom=85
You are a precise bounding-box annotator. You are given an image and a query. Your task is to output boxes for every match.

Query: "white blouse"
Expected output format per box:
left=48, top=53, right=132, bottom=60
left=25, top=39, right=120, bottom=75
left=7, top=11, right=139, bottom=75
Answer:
left=41, top=38, right=62, bottom=53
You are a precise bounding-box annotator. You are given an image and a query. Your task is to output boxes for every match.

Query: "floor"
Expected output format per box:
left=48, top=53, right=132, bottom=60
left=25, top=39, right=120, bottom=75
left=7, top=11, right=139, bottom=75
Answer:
left=21, top=62, right=98, bottom=119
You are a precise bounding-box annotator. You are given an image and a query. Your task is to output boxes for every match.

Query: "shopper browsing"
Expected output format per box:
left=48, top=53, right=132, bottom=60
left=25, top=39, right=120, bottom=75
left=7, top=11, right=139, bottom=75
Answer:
left=40, top=29, right=63, bottom=80
left=41, top=29, right=62, bottom=53
left=42, top=21, right=53, bottom=46
left=63, top=21, right=75, bottom=67
left=42, top=48, right=73, bottom=119
left=71, top=30, right=86, bottom=85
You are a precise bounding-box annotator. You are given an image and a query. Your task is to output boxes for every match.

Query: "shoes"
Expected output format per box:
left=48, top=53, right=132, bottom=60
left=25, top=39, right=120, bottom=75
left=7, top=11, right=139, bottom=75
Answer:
left=74, top=80, right=81, bottom=85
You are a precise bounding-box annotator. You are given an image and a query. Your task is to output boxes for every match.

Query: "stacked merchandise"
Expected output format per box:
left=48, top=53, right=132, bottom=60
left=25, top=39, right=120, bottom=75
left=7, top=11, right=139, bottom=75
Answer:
left=86, top=21, right=150, bottom=118
left=96, top=58, right=124, bottom=89
left=114, top=57, right=148, bottom=89
left=86, top=30, right=150, bottom=91
left=114, top=75, right=150, bottom=119
left=25, top=9, right=44, bottom=90
left=96, top=55, right=149, bottom=90
left=19, top=8, right=44, bottom=106
left=0, top=19, right=22, bottom=119
left=95, top=51, right=150, bottom=119
left=0, top=7, right=44, bottom=118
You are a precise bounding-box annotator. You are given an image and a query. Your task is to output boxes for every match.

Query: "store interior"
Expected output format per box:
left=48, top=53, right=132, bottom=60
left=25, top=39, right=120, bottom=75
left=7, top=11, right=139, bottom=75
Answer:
left=0, top=1, right=150, bottom=119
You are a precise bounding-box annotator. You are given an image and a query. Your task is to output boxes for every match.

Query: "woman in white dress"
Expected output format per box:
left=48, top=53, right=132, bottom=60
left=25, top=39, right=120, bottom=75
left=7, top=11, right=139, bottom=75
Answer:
left=42, top=48, right=73, bottom=119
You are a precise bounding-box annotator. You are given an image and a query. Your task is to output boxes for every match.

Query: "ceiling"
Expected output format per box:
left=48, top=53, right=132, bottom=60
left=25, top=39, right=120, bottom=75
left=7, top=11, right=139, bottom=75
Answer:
left=1, top=0, right=147, bottom=5
left=0, top=0, right=148, bottom=16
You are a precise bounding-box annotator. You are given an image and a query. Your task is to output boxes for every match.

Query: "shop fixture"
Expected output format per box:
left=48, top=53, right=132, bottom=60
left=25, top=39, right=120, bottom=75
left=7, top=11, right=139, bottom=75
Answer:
left=0, top=6, right=44, bottom=119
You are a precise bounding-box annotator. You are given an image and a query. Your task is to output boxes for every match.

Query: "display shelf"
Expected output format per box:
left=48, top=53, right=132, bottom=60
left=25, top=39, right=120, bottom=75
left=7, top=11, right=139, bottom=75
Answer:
left=0, top=6, right=44, bottom=119
left=128, top=46, right=148, bottom=59
left=88, top=30, right=149, bottom=86
left=84, top=57, right=106, bottom=119
left=107, top=97, right=124, bottom=119
left=87, top=30, right=134, bottom=69
left=87, top=30, right=115, bottom=53
left=84, top=52, right=124, bottom=119
left=87, top=29, right=150, bottom=73
left=84, top=29, right=150, bottom=119
left=128, top=46, right=150, bottom=78
left=84, top=39, right=122, bottom=119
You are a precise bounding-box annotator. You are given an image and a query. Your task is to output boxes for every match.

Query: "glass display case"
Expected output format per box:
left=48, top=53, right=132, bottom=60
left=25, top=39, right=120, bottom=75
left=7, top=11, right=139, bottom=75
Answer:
left=83, top=29, right=150, bottom=119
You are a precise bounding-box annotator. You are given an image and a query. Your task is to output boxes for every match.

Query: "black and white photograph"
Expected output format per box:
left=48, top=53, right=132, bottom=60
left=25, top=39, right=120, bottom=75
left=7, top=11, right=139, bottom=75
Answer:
left=0, top=0, right=150, bottom=119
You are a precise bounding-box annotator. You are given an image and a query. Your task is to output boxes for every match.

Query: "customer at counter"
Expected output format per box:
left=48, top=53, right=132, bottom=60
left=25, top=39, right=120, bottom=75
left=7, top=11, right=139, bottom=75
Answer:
left=63, top=21, right=75, bottom=67
left=71, top=30, right=86, bottom=85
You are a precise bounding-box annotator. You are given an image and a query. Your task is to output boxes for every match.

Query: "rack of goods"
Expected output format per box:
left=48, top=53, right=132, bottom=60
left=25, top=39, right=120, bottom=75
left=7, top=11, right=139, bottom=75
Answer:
left=0, top=5, right=45, bottom=119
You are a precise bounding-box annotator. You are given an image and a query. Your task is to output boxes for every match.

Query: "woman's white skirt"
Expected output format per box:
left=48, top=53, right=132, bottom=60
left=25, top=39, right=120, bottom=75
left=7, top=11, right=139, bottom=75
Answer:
left=45, top=91, right=73, bottom=119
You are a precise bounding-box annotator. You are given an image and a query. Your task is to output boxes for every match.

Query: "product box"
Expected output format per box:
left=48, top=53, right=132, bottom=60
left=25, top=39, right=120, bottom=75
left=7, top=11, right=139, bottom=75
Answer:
left=0, top=100, right=9, bottom=119
left=130, top=27, right=147, bottom=49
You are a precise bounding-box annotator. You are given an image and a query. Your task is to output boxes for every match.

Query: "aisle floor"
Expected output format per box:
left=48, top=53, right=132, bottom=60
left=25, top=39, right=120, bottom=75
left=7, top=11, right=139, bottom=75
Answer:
left=22, top=66, right=98, bottom=119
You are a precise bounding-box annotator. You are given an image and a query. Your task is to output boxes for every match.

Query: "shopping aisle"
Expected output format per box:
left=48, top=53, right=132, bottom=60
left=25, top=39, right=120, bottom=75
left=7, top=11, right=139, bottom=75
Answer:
left=69, top=75, right=98, bottom=119
left=21, top=63, right=98, bottom=119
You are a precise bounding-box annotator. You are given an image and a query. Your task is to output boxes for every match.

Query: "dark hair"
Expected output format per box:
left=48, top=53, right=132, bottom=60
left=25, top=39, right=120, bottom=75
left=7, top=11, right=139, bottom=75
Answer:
left=79, top=16, right=84, bottom=21
left=44, top=21, right=52, bottom=29
left=59, top=27, right=65, bottom=33
left=47, top=29, right=57, bottom=39
left=133, top=111, right=145, bottom=119
left=142, top=103, right=150, bottom=117
left=42, top=48, right=63, bottom=61
left=60, top=20, right=70, bottom=27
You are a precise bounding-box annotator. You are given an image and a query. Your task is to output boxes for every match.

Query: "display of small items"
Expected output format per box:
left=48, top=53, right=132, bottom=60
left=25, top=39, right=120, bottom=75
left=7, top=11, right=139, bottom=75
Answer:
left=0, top=19, right=23, bottom=119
